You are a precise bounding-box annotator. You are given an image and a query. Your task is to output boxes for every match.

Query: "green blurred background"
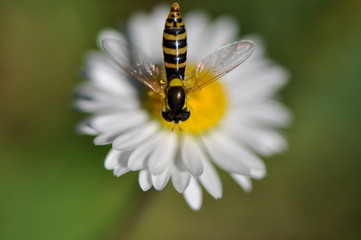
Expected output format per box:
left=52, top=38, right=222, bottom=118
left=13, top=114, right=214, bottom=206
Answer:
left=1, top=0, right=360, bottom=239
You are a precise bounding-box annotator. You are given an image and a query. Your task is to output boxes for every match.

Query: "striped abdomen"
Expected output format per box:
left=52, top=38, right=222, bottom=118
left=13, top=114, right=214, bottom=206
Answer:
left=163, top=2, right=187, bottom=81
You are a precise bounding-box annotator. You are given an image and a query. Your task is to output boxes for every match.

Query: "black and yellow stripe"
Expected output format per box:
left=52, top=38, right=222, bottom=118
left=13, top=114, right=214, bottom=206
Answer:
left=163, top=2, right=187, bottom=81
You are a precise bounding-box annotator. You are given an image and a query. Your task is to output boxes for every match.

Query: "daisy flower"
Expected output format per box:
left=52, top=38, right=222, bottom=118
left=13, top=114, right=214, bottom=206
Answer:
left=75, top=4, right=291, bottom=210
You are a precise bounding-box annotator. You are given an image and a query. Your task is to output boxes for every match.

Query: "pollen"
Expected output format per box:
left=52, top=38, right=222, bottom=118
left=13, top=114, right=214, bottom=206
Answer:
left=143, top=71, right=228, bottom=135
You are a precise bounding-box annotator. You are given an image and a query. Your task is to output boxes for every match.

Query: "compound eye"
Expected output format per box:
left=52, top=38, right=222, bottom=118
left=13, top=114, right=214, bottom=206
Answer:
left=180, top=110, right=190, bottom=122
left=162, top=109, right=175, bottom=122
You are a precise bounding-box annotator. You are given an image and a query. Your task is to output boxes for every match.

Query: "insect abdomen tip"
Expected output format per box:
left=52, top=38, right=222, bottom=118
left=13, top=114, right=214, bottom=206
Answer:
left=171, top=2, right=180, bottom=11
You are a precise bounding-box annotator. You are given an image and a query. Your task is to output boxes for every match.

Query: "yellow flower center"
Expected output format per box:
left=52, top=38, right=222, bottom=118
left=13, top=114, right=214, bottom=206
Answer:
left=143, top=66, right=228, bottom=135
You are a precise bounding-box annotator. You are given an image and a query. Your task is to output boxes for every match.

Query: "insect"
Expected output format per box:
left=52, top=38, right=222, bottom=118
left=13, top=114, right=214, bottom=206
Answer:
left=101, top=2, right=255, bottom=124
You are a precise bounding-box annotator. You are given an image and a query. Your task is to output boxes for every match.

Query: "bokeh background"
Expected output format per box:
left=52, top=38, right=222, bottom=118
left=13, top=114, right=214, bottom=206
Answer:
left=1, top=0, right=361, bottom=239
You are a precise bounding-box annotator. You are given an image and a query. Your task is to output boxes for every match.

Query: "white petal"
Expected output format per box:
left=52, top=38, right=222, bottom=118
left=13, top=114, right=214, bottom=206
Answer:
left=112, top=122, right=159, bottom=151
left=229, top=66, right=289, bottom=101
left=215, top=131, right=266, bottom=177
left=74, top=84, right=139, bottom=113
left=231, top=174, right=252, bottom=192
left=199, top=156, right=223, bottom=199
left=113, top=151, right=132, bottom=177
left=148, top=132, right=178, bottom=176
left=104, top=149, right=130, bottom=177
left=221, top=121, right=288, bottom=156
left=127, top=12, right=153, bottom=58
left=250, top=169, right=265, bottom=179
left=139, top=169, right=152, bottom=191
left=202, top=132, right=251, bottom=176
left=173, top=151, right=189, bottom=172
left=180, top=135, right=204, bottom=177
left=74, top=96, right=134, bottom=113
left=144, top=5, right=168, bottom=61
left=97, top=28, right=124, bottom=47
left=90, top=110, right=148, bottom=132
left=85, top=52, right=137, bottom=97
left=128, top=131, right=164, bottom=171
left=183, top=177, right=202, bottom=211
left=224, top=37, right=276, bottom=88
left=114, top=166, right=129, bottom=177
left=93, top=131, right=121, bottom=146
left=151, top=168, right=171, bottom=191
left=75, top=83, right=137, bottom=106
left=76, top=118, right=98, bottom=135
left=127, top=8, right=165, bottom=62
left=203, top=130, right=267, bottom=178
left=104, top=149, right=121, bottom=170
left=171, top=165, right=191, bottom=193
left=186, top=12, right=238, bottom=62
left=228, top=100, right=291, bottom=127
left=185, top=11, right=211, bottom=61
left=225, top=59, right=271, bottom=88
left=204, top=16, right=239, bottom=53
left=94, top=117, right=151, bottom=146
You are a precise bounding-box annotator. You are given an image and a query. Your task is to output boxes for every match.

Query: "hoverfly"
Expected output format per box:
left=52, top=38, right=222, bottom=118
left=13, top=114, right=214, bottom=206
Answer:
left=101, top=2, right=255, bottom=124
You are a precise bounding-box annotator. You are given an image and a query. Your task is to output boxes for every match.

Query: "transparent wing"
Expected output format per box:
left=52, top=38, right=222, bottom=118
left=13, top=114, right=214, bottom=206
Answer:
left=101, top=38, right=166, bottom=96
left=185, top=40, right=255, bottom=93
